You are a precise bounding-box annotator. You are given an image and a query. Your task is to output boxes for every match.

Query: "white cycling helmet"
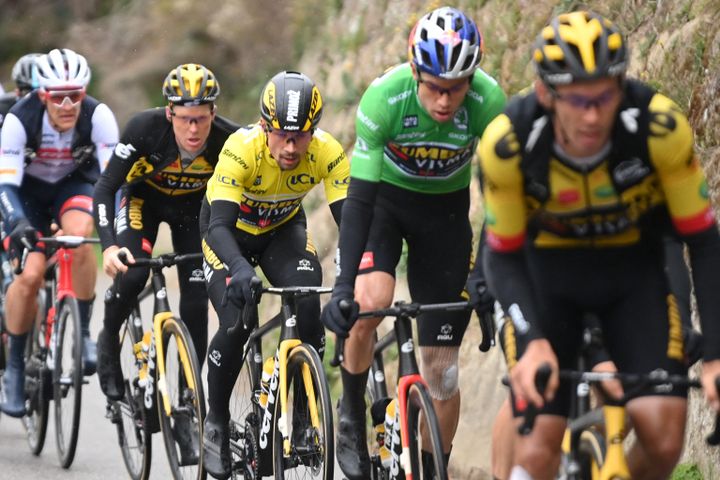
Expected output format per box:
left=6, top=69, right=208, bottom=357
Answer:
left=36, top=48, right=91, bottom=90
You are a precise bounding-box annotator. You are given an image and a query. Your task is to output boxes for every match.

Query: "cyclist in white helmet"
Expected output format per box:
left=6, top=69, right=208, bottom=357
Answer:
left=0, top=48, right=118, bottom=417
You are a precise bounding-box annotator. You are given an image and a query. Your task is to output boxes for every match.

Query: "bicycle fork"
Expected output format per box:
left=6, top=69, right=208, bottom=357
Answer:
left=601, top=405, right=630, bottom=480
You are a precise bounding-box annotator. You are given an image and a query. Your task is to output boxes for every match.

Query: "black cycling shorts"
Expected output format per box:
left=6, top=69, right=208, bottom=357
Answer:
left=359, top=183, right=472, bottom=347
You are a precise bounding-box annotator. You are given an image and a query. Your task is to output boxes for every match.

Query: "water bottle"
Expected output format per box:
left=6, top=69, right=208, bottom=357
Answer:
left=384, top=398, right=401, bottom=471
left=258, top=356, right=275, bottom=409
left=370, top=397, right=393, bottom=467
left=135, top=331, right=152, bottom=387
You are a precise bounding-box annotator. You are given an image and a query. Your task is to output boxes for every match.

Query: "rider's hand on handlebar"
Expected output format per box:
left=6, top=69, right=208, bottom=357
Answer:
left=701, top=359, right=720, bottom=412
left=321, top=285, right=358, bottom=338
left=103, top=245, right=134, bottom=278
left=510, top=339, right=559, bottom=409
left=223, top=263, right=258, bottom=309
left=8, top=219, right=38, bottom=262
left=466, top=270, right=495, bottom=317
left=591, top=360, right=624, bottom=401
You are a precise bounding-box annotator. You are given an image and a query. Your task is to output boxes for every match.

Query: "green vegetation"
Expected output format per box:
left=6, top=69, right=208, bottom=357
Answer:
left=672, top=463, right=704, bottom=480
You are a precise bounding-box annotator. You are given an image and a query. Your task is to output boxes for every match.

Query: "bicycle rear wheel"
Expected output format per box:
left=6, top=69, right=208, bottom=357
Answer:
left=405, top=382, right=447, bottom=480
left=158, top=316, right=206, bottom=480
left=273, top=344, right=334, bottom=480
left=114, top=315, right=152, bottom=480
left=24, top=309, right=50, bottom=456
left=53, top=297, right=83, bottom=468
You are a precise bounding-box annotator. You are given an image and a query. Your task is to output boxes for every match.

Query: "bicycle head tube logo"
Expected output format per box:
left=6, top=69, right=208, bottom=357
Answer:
left=374, top=370, right=385, bottom=383
left=285, top=315, right=297, bottom=327
left=259, top=355, right=280, bottom=450
left=157, top=287, right=167, bottom=299
left=401, top=339, right=413, bottom=353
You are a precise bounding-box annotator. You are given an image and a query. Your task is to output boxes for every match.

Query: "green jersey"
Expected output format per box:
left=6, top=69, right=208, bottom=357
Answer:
left=351, top=63, right=506, bottom=194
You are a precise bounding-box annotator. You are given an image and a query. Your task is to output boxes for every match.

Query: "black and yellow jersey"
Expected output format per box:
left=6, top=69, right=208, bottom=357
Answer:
left=480, top=82, right=714, bottom=251
left=204, top=123, right=349, bottom=235
left=93, top=107, right=239, bottom=250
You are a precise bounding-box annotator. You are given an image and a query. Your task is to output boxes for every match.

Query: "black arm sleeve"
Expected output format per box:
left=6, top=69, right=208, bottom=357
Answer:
left=93, top=154, right=131, bottom=250
left=329, top=199, right=344, bottom=228
left=205, top=199, right=251, bottom=275
left=334, top=178, right=378, bottom=292
left=483, top=247, right=543, bottom=353
left=684, top=226, right=720, bottom=360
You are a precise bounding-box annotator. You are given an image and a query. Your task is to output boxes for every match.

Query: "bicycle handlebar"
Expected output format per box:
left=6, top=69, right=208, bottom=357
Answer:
left=330, top=300, right=472, bottom=368
left=15, top=234, right=100, bottom=275
left=514, top=365, right=720, bottom=445
left=118, top=251, right=204, bottom=269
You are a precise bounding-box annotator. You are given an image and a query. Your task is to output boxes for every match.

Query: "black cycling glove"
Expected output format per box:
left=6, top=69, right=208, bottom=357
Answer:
left=223, top=261, right=258, bottom=309
left=321, top=284, right=359, bottom=338
left=466, top=268, right=495, bottom=316
left=8, top=219, right=37, bottom=260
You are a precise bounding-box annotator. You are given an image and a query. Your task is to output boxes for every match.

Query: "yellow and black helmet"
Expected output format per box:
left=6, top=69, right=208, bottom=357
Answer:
left=162, top=63, right=219, bottom=106
left=260, top=71, right=323, bottom=132
left=533, top=11, right=627, bottom=86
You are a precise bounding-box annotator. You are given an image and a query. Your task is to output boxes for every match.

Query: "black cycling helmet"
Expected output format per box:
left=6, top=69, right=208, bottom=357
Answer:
left=162, top=63, right=219, bottom=106
left=533, top=11, right=627, bottom=86
left=12, top=53, right=42, bottom=92
left=260, top=71, right=323, bottom=132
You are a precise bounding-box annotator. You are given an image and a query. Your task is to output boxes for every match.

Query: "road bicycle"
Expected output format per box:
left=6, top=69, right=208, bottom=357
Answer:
left=15, top=235, right=100, bottom=468
left=332, top=300, right=476, bottom=480
left=227, top=281, right=334, bottom=479
left=518, top=363, right=720, bottom=480
left=363, top=304, right=497, bottom=479
left=105, top=251, right=206, bottom=480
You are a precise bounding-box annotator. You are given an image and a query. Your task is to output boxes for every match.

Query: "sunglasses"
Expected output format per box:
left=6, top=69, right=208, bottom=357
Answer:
left=45, top=89, right=85, bottom=107
left=267, top=127, right=313, bottom=142
left=417, top=73, right=471, bottom=96
left=170, top=112, right=213, bottom=126
left=551, top=88, right=619, bottom=110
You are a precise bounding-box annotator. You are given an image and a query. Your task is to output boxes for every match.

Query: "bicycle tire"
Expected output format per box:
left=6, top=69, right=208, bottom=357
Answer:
left=24, top=309, right=50, bottom=456
left=158, top=316, right=207, bottom=480
left=405, top=382, right=447, bottom=480
left=229, top=351, right=262, bottom=479
left=53, top=297, right=83, bottom=468
left=577, top=429, right=605, bottom=480
left=115, top=315, right=152, bottom=480
left=273, top=343, right=334, bottom=480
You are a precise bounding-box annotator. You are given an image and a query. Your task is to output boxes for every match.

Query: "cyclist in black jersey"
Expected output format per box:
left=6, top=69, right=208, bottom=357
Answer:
left=0, top=48, right=119, bottom=417
left=0, top=53, right=41, bottom=128
left=93, top=63, right=238, bottom=465
left=477, top=12, right=720, bottom=479
left=200, top=71, right=349, bottom=479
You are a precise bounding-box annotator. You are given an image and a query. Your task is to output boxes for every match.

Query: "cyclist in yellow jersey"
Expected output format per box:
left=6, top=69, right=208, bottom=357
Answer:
left=200, top=71, right=349, bottom=479
left=474, top=11, right=720, bottom=480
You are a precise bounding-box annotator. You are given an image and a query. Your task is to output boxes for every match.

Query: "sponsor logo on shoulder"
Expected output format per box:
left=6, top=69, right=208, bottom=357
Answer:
left=403, top=115, right=418, bottom=128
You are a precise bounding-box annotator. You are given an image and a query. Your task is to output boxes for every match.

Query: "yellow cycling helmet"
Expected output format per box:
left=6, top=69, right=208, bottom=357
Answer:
left=260, top=71, right=323, bottom=132
left=533, top=11, right=627, bottom=86
left=162, top=63, right=219, bottom=106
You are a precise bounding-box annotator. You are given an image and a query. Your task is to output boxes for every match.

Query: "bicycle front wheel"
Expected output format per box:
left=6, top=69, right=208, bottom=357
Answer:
left=24, top=307, right=50, bottom=456
left=158, top=316, right=206, bottom=480
left=115, top=315, right=152, bottom=480
left=53, top=297, right=83, bottom=468
left=577, top=428, right=605, bottom=480
left=405, top=382, right=447, bottom=480
left=273, top=343, right=334, bottom=480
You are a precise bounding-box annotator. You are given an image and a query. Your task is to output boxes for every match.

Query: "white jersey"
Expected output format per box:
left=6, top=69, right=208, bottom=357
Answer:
left=0, top=103, right=118, bottom=185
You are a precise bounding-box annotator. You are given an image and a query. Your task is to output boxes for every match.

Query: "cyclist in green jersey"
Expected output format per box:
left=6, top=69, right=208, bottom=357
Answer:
left=321, top=6, right=505, bottom=479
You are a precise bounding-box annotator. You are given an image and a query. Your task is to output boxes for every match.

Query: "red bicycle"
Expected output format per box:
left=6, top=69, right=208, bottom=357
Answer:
left=20, top=235, right=100, bottom=468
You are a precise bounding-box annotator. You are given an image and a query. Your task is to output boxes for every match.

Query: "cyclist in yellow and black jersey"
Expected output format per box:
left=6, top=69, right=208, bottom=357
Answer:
left=92, top=64, right=239, bottom=465
left=200, top=71, right=349, bottom=479
left=474, top=11, right=720, bottom=480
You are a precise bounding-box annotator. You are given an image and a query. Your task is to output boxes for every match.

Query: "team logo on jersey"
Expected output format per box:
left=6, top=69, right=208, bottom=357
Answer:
left=453, top=107, right=469, bottom=131
left=238, top=195, right=303, bottom=229
left=403, top=115, right=418, bottom=128
left=126, top=156, right=154, bottom=182
left=286, top=173, right=317, bottom=192
left=385, top=141, right=473, bottom=178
